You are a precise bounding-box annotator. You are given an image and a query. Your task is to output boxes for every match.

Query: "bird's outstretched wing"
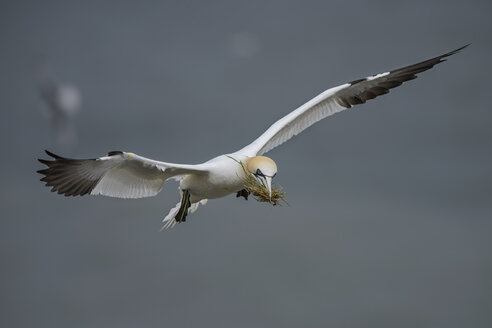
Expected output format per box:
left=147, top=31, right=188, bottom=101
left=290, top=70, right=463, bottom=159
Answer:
left=235, top=45, right=468, bottom=156
left=37, top=150, right=209, bottom=198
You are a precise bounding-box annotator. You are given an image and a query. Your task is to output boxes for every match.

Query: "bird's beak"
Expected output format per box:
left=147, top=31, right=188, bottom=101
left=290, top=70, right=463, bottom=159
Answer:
left=265, top=176, right=272, bottom=201
left=254, top=174, right=274, bottom=201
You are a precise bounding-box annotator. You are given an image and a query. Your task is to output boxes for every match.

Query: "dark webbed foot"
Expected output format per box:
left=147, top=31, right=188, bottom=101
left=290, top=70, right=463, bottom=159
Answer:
left=175, top=190, right=191, bottom=223
left=236, top=189, right=250, bottom=200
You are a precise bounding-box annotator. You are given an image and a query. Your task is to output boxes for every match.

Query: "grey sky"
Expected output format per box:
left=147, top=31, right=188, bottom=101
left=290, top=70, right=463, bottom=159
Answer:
left=1, top=0, right=491, bottom=327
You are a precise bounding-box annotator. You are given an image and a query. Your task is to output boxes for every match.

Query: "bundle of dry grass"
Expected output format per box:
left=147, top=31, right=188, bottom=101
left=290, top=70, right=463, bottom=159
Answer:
left=242, top=173, right=287, bottom=205
left=228, top=156, right=288, bottom=206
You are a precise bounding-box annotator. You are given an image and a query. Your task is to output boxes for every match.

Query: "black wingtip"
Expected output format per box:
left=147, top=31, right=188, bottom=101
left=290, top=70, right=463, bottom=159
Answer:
left=38, top=158, right=52, bottom=166
left=430, top=44, right=469, bottom=66
left=107, top=151, right=123, bottom=156
left=444, top=44, right=470, bottom=57
left=37, top=150, right=99, bottom=196
left=36, top=168, right=49, bottom=174
left=44, top=150, right=62, bottom=159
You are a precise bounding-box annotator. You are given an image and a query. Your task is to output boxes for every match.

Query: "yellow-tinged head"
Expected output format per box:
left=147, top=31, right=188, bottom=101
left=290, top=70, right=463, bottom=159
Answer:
left=244, top=156, right=277, bottom=200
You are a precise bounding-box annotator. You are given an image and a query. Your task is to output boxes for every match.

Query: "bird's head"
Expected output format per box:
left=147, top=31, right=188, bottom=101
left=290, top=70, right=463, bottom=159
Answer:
left=244, top=156, right=277, bottom=200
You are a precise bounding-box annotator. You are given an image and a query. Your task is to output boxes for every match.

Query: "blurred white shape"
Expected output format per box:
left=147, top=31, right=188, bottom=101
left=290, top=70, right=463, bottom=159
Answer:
left=37, top=67, right=81, bottom=148
left=228, top=32, right=261, bottom=58
left=53, top=84, right=81, bottom=116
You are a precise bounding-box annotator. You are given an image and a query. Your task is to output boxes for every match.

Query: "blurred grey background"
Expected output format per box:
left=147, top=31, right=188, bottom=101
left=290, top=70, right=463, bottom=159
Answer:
left=1, top=0, right=491, bottom=327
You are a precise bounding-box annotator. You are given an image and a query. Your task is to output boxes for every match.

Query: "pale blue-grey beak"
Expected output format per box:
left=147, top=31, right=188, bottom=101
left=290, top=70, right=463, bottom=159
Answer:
left=257, top=175, right=272, bottom=201
left=265, top=176, right=272, bottom=201
left=255, top=174, right=273, bottom=201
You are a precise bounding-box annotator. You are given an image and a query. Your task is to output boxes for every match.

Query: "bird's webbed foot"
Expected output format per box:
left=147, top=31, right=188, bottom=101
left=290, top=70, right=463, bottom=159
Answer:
left=175, top=189, right=191, bottom=223
left=236, top=189, right=250, bottom=200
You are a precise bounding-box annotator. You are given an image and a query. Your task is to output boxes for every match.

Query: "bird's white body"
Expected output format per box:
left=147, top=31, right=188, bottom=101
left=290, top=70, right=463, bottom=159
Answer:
left=38, top=46, right=467, bottom=229
left=180, top=154, right=249, bottom=202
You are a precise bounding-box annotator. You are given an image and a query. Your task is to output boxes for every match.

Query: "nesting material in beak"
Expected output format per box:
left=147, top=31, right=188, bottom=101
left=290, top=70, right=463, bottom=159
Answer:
left=246, top=174, right=285, bottom=205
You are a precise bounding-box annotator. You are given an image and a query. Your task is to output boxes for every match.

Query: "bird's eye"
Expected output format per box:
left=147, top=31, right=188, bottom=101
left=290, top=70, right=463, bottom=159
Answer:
left=255, top=169, right=264, bottom=177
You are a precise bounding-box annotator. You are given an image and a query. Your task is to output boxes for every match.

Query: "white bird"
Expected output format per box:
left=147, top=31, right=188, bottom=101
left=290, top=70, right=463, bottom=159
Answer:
left=38, top=45, right=467, bottom=229
left=37, top=68, right=81, bottom=147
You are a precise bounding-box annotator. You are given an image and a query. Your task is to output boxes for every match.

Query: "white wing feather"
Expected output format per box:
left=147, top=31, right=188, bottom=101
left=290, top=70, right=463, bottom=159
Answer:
left=234, top=46, right=467, bottom=156
left=235, top=84, right=348, bottom=156
left=38, top=151, right=209, bottom=199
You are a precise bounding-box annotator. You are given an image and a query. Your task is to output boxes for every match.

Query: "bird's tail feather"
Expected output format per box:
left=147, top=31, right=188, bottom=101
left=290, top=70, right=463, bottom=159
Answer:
left=161, top=201, right=181, bottom=230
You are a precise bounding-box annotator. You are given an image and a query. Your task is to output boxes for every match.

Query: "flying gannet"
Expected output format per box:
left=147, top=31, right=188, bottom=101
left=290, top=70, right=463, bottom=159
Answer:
left=38, top=45, right=468, bottom=229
